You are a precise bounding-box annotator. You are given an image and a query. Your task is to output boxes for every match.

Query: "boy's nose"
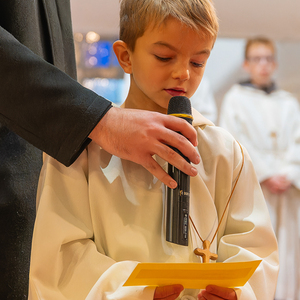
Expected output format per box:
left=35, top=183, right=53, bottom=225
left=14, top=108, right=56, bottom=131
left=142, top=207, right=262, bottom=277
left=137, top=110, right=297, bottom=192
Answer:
left=172, top=66, right=190, bottom=81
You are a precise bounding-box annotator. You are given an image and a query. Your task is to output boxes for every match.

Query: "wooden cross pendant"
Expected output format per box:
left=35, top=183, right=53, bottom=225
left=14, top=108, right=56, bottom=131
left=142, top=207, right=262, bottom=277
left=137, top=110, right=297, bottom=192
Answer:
left=194, top=240, right=218, bottom=263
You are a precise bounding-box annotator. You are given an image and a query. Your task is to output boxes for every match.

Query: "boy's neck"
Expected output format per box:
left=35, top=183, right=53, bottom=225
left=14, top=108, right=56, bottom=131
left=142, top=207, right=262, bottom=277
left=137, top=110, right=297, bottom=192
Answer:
left=122, top=96, right=167, bottom=114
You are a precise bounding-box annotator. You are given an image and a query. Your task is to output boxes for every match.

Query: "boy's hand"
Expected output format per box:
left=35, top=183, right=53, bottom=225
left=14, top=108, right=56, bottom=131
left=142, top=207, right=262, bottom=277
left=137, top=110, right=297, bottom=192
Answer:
left=154, top=284, right=184, bottom=300
left=89, top=107, right=200, bottom=189
left=198, top=285, right=237, bottom=300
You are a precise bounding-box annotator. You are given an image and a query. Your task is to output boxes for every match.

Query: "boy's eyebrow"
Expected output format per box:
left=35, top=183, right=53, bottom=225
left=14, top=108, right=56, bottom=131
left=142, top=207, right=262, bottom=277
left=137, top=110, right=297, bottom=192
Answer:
left=153, top=41, right=211, bottom=55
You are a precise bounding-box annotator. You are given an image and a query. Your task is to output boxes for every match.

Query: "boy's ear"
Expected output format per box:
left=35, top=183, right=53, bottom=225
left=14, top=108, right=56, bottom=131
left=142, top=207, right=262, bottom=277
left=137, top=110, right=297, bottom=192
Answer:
left=243, top=60, right=250, bottom=73
left=113, top=40, right=132, bottom=74
left=243, top=59, right=253, bottom=75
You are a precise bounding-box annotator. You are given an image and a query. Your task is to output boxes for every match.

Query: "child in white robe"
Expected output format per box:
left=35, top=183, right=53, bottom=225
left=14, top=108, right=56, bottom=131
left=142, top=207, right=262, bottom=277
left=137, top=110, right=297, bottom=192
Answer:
left=29, top=2, right=279, bottom=300
left=220, top=37, right=300, bottom=300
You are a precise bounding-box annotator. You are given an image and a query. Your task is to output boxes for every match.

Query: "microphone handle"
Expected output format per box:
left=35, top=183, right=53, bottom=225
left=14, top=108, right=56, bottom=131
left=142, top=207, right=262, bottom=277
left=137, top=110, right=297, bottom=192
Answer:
left=166, top=149, right=190, bottom=246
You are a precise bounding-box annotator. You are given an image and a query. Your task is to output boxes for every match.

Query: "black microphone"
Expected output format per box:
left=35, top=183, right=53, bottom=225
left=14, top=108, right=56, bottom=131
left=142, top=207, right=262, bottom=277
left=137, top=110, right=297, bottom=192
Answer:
left=166, top=96, right=193, bottom=246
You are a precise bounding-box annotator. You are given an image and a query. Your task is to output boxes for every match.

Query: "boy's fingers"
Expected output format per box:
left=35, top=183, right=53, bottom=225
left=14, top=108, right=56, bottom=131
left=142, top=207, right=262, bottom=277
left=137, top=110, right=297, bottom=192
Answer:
left=204, top=285, right=237, bottom=300
left=154, top=284, right=184, bottom=300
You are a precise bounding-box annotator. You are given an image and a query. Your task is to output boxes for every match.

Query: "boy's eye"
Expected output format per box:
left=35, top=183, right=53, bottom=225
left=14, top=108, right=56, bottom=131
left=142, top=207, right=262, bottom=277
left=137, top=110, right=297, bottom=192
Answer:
left=191, top=61, right=204, bottom=68
left=155, top=55, right=171, bottom=62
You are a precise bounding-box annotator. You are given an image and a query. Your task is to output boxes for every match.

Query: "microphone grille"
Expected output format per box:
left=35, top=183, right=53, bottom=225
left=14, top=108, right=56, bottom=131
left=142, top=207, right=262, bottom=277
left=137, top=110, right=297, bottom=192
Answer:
left=167, top=96, right=193, bottom=124
left=167, top=96, right=192, bottom=115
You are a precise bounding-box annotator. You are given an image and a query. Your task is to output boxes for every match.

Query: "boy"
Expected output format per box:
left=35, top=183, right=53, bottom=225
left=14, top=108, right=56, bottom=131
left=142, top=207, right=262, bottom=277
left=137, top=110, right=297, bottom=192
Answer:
left=29, top=3, right=279, bottom=300
left=220, top=37, right=300, bottom=300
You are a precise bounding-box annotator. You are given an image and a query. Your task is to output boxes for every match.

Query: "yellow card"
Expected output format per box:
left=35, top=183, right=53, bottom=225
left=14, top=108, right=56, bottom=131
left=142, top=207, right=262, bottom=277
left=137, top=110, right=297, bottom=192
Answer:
left=123, top=261, right=261, bottom=289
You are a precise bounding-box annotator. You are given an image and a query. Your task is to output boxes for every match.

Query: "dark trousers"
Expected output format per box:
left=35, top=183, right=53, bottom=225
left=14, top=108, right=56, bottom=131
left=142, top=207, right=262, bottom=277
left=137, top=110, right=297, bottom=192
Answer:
left=0, top=127, right=42, bottom=299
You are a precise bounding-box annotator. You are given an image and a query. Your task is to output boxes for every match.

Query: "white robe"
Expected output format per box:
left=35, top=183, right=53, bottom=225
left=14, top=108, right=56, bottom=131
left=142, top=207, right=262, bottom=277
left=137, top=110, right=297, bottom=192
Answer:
left=29, top=109, right=279, bottom=300
left=220, top=84, right=300, bottom=300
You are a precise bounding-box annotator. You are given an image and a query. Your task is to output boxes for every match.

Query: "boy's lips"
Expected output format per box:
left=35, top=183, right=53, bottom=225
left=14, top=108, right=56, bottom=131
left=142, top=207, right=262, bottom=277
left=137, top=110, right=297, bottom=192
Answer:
left=164, top=88, right=186, bottom=97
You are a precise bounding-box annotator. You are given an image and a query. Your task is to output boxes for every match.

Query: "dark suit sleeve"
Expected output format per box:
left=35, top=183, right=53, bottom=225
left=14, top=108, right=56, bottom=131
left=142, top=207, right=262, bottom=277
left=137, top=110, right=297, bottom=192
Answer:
left=0, top=26, right=113, bottom=166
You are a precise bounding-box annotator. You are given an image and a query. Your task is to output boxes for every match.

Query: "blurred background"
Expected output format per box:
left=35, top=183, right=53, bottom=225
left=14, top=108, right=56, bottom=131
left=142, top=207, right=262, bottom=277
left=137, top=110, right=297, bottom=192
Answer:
left=70, top=0, right=300, bottom=122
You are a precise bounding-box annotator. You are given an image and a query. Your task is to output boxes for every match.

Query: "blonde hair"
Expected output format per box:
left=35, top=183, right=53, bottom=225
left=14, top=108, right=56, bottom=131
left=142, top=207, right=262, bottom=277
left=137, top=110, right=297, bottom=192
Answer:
left=119, top=0, right=219, bottom=50
left=245, top=36, right=276, bottom=59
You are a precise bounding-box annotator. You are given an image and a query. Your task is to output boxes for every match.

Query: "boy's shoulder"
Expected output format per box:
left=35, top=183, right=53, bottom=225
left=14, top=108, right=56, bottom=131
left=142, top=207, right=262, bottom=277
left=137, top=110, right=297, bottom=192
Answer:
left=273, top=88, right=299, bottom=102
left=192, top=107, right=214, bottom=128
left=192, top=108, right=239, bottom=153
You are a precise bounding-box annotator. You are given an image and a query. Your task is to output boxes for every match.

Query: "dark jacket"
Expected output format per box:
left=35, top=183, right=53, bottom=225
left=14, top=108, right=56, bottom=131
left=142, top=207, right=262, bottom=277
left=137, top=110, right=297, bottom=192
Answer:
left=0, top=0, right=112, bottom=165
left=0, top=1, right=112, bottom=298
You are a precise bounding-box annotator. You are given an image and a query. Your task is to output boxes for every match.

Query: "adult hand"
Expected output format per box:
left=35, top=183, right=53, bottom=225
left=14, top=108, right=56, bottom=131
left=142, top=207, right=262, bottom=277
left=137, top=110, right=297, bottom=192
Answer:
left=89, top=107, right=200, bottom=189
left=261, top=175, right=292, bottom=194
left=154, top=284, right=184, bottom=300
left=198, top=285, right=237, bottom=300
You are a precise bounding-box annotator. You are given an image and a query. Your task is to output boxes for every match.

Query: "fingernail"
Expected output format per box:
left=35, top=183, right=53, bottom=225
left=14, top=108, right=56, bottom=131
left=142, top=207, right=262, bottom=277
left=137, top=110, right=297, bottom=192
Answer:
left=169, top=181, right=177, bottom=189
left=191, top=167, right=198, bottom=176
